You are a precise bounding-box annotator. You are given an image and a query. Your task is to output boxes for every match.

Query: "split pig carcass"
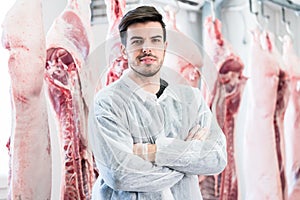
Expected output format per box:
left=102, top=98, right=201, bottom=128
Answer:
left=163, top=6, right=202, bottom=87
left=283, top=35, right=300, bottom=200
left=243, top=30, right=286, bottom=200
left=103, top=0, right=128, bottom=86
left=44, top=0, right=96, bottom=199
left=199, top=16, right=246, bottom=200
left=1, top=0, right=52, bottom=199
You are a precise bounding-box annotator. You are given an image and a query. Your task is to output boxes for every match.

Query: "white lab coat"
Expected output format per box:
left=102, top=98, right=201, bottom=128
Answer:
left=89, top=72, right=227, bottom=200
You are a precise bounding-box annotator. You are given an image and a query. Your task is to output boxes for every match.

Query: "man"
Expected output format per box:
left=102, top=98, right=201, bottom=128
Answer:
left=89, top=5, right=227, bottom=200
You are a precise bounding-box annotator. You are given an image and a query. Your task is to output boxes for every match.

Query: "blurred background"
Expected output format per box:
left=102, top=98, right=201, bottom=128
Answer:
left=1, top=0, right=299, bottom=199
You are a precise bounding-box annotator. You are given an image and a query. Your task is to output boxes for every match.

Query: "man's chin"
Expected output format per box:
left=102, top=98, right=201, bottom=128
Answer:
left=137, top=69, right=160, bottom=77
left=139, top=69, right=160, bottom=77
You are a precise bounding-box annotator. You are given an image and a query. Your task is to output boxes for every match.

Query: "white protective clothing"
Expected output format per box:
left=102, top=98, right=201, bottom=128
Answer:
left=89, top=72, right=227, bottom=200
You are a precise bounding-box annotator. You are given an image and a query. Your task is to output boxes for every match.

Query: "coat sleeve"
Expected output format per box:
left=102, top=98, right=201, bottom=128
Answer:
left=89, top=92, right=184, bottom=192
left=155, top=88, right=227, bottom=175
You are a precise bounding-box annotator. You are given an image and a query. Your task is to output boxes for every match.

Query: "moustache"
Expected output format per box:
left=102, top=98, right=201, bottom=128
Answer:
left=137, top=53, right=157, bottom=60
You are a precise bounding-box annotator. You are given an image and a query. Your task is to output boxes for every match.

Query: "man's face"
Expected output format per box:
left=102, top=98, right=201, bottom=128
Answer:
left=121, top=22, right=167, bottom=78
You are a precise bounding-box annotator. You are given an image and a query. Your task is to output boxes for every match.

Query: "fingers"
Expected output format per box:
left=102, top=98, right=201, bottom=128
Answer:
left=190, top=124, right=201, bottom=135
left=186, top=124, right=209, bottom=141
left=185, top=124, right=201, bottom=141
left=192, top=128, right=209, bottom=141
left=133, top=143, right=143, bottom=155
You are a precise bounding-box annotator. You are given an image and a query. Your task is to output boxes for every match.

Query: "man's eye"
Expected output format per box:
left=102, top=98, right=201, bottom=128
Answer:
left=152, top=38, right=162, bottom=43
left=132, top=40, right=143, bottom=45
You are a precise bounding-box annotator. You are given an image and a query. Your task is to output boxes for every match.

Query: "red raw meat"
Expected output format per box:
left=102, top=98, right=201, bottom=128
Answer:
left=1, top=0, right=51, bottom=199
left=44, top=0, right=95, bottom=199
left=104, top=0, right=128, bottom=85
left=274, top=56, right=289, bottom=200
left=200, top=16, right=246, bottom=200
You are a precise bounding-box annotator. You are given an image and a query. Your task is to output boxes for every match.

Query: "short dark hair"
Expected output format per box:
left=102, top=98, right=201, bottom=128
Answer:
left=118, top=6, right=166, bottom=46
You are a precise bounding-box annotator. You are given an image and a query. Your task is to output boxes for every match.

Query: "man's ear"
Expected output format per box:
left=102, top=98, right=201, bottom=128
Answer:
left=163, top=41, right=168, bottom=55
left=121, top=44, right=127, bottom=59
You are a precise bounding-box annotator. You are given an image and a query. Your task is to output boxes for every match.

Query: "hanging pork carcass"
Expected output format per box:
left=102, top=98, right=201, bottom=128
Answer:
left=44, top=0, right=96, bottom=199
left=162, top=6, right=203, bottom=87
left=199, top=16, right=246, bottom=200
left=1, top=0, right=52, bottom=199
left=243, top=29, right=284, bottom=200
left=283, top=35, right=300, bottom=200
left=103, top=0, right=128, bottom=85
left=273, top=35, right=290, bottom=200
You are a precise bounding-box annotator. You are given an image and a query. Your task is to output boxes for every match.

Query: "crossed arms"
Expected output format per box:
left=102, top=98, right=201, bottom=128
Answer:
left=90, top=88, right=227, bottom=192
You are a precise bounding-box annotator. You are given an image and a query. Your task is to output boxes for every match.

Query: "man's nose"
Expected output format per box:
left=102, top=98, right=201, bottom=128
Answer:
left=142, top=42, right=152, bottom=54
left=142, top=47, right=152, bottom=54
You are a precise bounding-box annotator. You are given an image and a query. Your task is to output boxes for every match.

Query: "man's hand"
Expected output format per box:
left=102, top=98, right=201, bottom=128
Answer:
left=133, top=124, right=208, bottom=162
left=185, top=124, right=208, bottom=141
left=133, top=143, right=157, bottom=162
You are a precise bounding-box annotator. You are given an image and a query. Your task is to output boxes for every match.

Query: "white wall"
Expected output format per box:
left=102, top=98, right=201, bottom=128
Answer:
left=43, top=0, right=67, bottom=32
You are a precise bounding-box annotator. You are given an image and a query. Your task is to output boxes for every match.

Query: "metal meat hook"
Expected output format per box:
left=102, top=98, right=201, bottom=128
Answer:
left=249, top=0, right=263, bottom=30
left=281, top=7, right=294, bottom=39
left=205, top=0, right=216, bottom=21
